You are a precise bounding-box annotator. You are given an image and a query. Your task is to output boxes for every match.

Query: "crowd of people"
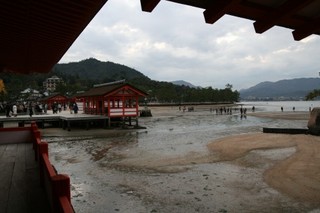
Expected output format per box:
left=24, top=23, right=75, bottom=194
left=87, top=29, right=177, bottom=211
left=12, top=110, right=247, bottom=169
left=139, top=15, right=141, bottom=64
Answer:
left=0, top=101, right=79, bottom=117
left=0, top=102, right=37, bottom=117
left=178, top=105, right=253, bottom=115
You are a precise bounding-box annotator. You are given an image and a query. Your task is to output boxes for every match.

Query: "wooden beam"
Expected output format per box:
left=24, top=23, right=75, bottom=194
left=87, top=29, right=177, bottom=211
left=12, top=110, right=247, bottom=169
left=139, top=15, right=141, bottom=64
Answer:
left=292, top=17, right=320, bottom=41
left=140, top=0, right=161, bottom=12
left=203, top=0, right=233, bottom=24
left=254, top=0, right=314, bottom=34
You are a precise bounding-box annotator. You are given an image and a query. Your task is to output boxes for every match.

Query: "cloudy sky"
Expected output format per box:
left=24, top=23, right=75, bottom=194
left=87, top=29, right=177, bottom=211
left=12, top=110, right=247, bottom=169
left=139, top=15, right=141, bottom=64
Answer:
left=60, top=0, right=320, bottom=90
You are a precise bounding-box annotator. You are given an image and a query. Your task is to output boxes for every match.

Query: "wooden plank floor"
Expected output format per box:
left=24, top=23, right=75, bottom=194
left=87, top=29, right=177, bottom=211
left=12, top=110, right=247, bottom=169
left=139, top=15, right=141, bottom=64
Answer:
left=0, top=143, right=50, bottom=213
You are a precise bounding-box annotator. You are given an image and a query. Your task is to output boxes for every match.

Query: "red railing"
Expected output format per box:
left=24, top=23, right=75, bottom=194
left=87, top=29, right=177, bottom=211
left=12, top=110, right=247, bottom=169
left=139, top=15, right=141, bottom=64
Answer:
left=31, top=122, right=74, bottom=213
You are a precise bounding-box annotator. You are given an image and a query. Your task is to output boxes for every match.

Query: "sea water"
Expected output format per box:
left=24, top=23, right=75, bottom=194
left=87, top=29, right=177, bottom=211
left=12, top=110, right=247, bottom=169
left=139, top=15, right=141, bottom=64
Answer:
left=241, top=100, right=320, bottom=112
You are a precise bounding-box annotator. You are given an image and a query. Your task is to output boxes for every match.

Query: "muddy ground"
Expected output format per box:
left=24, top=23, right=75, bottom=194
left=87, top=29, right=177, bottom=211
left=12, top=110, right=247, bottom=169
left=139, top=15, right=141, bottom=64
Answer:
left=42, top=106, right=320, bottom=213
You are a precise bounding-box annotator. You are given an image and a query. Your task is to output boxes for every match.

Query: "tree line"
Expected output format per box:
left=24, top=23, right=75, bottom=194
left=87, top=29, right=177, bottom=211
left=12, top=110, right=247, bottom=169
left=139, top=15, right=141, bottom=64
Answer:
left=129, top=79, right=239, bottom=103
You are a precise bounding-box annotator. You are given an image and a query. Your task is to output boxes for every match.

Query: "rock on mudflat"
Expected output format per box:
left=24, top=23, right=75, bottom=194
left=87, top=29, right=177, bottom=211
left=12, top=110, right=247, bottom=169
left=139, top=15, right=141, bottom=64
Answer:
left=308, top=107, right=320, bottom=135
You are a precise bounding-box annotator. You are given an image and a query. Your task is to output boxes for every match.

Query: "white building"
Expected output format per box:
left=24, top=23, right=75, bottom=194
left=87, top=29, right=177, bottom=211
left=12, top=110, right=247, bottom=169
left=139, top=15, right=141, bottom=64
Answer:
left=20, top=88, right=42, bottom=100
left=43, top=75, right=64, bottom=92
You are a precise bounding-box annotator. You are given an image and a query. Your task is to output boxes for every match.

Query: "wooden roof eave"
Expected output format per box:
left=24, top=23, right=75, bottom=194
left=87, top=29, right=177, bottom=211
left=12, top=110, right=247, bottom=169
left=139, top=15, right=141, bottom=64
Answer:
left=41, top=94, right=68, bottom=101
left=76, top=84, right=148, bottom=99
left=141, top=0, right=320, bottom=41
left=105, top=84, right=148, bottom=97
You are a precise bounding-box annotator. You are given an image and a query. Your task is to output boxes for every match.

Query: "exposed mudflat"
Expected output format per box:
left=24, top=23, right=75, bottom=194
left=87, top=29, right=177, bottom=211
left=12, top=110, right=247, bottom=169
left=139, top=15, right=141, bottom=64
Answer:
left=42, top=106, right=320, bottom=213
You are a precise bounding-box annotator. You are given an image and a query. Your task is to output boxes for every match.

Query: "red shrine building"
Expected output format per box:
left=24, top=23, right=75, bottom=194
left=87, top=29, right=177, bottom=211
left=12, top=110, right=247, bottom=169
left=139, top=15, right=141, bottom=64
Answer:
left=77, top=80, right=147, bottom=121
left=41, top=93, right=68, bottom=109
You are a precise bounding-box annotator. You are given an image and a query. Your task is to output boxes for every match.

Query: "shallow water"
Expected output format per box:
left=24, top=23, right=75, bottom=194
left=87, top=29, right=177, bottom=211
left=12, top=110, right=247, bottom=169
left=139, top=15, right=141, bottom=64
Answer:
left=134, top=111, right=307, bottom=156
left=46, top=110, right=307, bottom=158
left=241, top=100, right=320, bottom=112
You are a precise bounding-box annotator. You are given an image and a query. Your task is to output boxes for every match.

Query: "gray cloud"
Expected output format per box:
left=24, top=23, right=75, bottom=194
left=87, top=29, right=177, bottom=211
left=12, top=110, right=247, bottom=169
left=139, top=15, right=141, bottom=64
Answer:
left=60, top=0, right=320, bottom=90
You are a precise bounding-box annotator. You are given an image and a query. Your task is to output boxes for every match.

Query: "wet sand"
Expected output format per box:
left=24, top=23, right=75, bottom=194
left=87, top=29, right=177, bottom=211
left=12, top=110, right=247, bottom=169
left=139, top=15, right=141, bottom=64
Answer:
left=248, top=111, right=310, bottom=120
left=207, top=133, right=320, bottom=205
left=43, top=106, right=320, bottom=212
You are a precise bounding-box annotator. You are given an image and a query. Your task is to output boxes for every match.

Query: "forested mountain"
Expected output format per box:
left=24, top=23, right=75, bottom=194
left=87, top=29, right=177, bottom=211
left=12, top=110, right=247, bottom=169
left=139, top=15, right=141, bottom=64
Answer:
left=240, top=78, right=320, bottom=100
left=0, top=58, right=239, bottom=103
left=54, top=58, right=148, bottom=82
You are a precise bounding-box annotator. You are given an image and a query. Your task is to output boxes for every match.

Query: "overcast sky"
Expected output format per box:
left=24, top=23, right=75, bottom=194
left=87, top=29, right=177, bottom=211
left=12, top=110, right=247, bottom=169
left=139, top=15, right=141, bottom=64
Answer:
left=59, top=0, right=320, bottom=90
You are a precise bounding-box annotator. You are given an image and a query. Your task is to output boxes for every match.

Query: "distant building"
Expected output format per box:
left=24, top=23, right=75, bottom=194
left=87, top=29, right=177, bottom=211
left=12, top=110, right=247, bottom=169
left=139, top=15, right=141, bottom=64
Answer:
left=20, top=88, right=42, bottom=101
left=43, top=75, right=64, bottom=92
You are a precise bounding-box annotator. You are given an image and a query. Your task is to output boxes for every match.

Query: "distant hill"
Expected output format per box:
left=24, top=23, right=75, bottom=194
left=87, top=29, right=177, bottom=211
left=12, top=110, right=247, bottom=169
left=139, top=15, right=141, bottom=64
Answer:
left=54, top=58, right=150, bottom=82
left=54, top=59, right=239, bottom=103
left=171, top=80, right=197, bottom=88
left=240, top=78, right=320, bottom=100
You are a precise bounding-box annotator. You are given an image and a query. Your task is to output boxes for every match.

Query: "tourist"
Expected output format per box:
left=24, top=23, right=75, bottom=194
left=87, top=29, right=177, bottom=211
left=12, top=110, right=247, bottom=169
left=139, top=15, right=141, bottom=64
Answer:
left=58, top=103, right=62, bottom=113
left=52, top=102, right=58, bottom=114
left=43, top=103, right=48, bottom=114
left=12, top=103, right=17, bottom=117
left=29, top=102, right=33, bottom=117
left=69, top=103, right=73, bottom=114
left=73, top=103, right=78, bottom=114
left=5, top=103, right=11, bottom=117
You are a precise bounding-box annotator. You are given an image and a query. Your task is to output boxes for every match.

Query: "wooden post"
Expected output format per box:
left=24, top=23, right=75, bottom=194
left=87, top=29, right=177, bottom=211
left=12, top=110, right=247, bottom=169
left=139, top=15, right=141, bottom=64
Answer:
left=67, top=121, right=71, bottom=131
left=38, top=142, right=48, bottom=186
left=96, top=98, right=100, bottom=115
left=33, top=130, right=41, bottom=141
left=103, top=118, right=107, bottom=129
left=39, top=142, right=48, bottom=156
left=33, top=130, right=41, bottom=160
left=51, top=174, right=72, bottom=212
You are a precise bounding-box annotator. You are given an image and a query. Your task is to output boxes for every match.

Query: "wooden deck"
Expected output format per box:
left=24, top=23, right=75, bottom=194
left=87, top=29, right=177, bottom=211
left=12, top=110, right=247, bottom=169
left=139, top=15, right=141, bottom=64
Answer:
left=0, top=111, right=109, bottom=131
left=0, top=143, right=50, bottom=213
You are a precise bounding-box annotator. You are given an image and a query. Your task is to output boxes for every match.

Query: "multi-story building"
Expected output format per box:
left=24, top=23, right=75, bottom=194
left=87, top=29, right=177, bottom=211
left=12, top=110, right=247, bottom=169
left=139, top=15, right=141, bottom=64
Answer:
left=43, top=75, right=64, bottom=92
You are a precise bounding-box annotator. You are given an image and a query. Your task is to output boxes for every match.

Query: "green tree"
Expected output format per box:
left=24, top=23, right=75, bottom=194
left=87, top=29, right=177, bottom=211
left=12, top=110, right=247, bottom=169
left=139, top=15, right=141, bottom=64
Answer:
left=305, top=89, right=320, bottom=100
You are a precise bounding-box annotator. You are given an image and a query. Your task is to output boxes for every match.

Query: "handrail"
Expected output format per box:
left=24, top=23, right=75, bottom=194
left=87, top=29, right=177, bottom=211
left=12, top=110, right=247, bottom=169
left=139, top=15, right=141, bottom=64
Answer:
left=59, top=196, right=75, bottom=213
left=31, top=122, right=75, bottom=213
